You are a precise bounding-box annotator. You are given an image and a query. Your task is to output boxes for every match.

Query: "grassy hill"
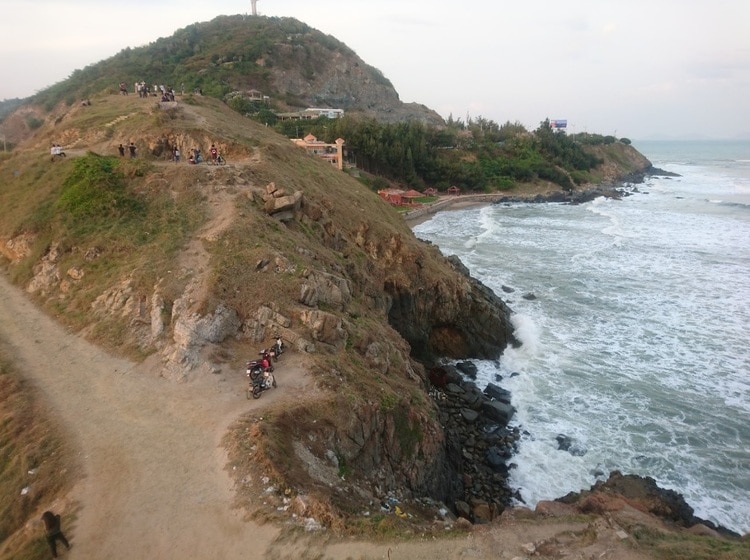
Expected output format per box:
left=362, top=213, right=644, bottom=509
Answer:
left=23, top=15, right=440, bottom=127
left=0, top=89, right=518, bottom=530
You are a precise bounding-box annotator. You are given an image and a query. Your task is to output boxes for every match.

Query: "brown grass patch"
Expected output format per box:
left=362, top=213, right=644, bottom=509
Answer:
left=0, top=340, right=75, bottom=560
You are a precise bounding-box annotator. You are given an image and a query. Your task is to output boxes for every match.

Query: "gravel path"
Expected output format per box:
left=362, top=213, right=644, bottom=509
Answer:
left=0, top=274, right=281, bottom=559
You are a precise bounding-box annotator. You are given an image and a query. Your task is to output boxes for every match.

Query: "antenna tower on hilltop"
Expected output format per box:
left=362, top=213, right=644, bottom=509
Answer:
left=251, top=0, right=259, bottom=16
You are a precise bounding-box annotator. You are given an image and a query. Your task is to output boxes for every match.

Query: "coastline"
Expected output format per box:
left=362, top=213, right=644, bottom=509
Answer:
left=410, top=178, right=747, bottom=538
left=404, top=194, right=504, bottom=227
left=403, top=183, right=636, bottom=228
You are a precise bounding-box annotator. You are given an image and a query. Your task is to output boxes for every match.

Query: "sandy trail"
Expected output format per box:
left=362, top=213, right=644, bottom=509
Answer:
left=0, top=274, right=288, bottom=559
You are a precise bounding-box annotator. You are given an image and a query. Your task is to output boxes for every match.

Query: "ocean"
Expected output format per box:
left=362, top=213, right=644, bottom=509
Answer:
left=413, top=140, right=750, bottom=534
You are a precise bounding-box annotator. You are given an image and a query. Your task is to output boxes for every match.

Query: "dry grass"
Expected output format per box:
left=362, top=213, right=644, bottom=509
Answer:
left=0, top=340, right=75, bottom=560
left=627, top=523, right=750, bottom=560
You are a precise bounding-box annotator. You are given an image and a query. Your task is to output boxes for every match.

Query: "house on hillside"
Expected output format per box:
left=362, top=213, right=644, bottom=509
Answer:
left=447, top=185, right=461, bottom=195
left=277, top=108, right=345, bottom=121
left=291, top=134, right=345, bottom=170
left=423, top=187, right=438, bottom=196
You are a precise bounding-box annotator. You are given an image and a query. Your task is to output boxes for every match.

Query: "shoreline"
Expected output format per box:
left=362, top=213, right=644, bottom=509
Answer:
left=403, top=194, right=509, bottom=227
left=403, top=183, right=633, bottom=228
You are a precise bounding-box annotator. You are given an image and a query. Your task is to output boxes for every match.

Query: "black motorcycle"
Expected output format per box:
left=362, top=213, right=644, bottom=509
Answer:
left=246, top=360, right=277, bottom=399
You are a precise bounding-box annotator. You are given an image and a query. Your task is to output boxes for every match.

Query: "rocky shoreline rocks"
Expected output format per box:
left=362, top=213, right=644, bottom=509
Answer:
left=426, top=362, right=742, bottom=538
left=428, top=362, right=520, bottom=523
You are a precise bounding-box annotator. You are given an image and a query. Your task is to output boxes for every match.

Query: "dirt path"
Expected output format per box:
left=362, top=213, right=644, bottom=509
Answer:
left=0, top=274, right=289, bottom=559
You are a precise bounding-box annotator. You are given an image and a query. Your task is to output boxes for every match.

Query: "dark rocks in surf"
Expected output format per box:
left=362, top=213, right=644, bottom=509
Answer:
left=455, top=360, right=478, bottom=379
left=428, top=365, right=519, bottom=523
left=556, top=434, right=588, bottom=456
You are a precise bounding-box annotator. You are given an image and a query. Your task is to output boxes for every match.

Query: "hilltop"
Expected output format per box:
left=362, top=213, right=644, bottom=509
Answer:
left=2, top=15, right=441, bottom=136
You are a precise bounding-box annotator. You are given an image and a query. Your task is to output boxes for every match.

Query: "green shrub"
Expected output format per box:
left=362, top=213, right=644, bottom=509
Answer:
left=57, top=153, right=144, bottom=230
left=24, top=115, right=44, bottom=130
left=570, top=170, right=591, bottom=185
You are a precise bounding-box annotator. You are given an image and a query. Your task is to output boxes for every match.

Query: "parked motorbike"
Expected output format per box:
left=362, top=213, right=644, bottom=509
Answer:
left=269, top=336, right=284, bottom=361
left=246, top=364, right=277, bottom=399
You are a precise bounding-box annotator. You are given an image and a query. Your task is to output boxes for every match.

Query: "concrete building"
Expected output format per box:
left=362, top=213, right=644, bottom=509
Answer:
left=277, top=108, right=345, bottom=121
left=292, top=134, right=345, bottom=170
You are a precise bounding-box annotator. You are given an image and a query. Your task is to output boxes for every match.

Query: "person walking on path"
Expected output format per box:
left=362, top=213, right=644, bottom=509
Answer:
left=118, top=143, right=125, bottom=157
left=41, top=511, right=71, bottom=558
left=128, top=142, right=137, bottom=158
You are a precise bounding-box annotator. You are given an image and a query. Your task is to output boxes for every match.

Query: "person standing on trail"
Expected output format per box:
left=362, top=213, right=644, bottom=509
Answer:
left=128, top=142, right=137, bottom=158
left=118, top=143, right=125, bottom=157
left=41, top=510, right=71, bottom=558
left=209, top=144, right=218, bottom=164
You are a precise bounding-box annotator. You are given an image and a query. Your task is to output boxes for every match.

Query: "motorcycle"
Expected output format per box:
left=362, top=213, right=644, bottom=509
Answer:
left=246, top=361, right=277, bottom=399
left=269, top=337, right=284, bottom=361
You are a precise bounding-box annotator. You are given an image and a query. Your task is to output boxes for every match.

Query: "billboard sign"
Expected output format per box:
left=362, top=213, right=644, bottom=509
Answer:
left=550, top=119, right=568, bottom=129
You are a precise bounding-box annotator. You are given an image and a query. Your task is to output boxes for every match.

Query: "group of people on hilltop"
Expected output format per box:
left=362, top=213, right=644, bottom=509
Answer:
left=182, top=144, right=222, bottom=164
left=113, top=142, right=223, bottom=164
left=188, top=144, right=221, bottom=164
left=117, top=142, right=137, bottom=158
left=133, top=81, right=180, bottom=101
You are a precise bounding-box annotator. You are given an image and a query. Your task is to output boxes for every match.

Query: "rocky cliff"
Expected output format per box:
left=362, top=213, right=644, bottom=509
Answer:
left=255, top=20, right=443, bottom=124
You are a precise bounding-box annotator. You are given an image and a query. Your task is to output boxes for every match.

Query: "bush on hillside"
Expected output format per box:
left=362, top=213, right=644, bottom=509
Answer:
left=57, top=153, right=144, bottom=229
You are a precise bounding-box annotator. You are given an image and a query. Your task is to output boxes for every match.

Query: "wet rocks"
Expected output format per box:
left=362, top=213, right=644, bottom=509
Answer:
left=429, top=364, right=520, bottom=523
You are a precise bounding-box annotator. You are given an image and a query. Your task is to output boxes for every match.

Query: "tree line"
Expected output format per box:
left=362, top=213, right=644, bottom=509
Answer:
left=268, top=114, right=609, bottom=193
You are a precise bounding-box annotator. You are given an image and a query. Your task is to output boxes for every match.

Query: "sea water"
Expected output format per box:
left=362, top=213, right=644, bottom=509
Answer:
left=413, top=140, right=750, bottom=534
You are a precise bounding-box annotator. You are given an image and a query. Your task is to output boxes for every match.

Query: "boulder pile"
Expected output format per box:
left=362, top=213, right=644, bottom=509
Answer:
left=429, top=363, right=520, bottom=523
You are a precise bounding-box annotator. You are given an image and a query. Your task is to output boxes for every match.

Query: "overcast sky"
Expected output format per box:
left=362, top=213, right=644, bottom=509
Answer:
left=2, top=0, right=748, bottom=139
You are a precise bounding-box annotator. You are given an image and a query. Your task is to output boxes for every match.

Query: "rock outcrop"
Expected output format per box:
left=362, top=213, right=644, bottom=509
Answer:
left=558, top=471, right=742, bottom=538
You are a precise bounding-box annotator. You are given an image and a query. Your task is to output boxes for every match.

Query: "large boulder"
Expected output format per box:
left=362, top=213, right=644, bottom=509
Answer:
left=480, top=400, right=516, bottom=426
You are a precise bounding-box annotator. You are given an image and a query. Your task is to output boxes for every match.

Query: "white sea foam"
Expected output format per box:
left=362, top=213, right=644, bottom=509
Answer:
left=413, top=141, right=750, bottom=534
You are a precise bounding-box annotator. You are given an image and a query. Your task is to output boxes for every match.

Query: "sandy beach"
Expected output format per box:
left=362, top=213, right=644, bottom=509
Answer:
left=403, top=194, right=506, bottom=227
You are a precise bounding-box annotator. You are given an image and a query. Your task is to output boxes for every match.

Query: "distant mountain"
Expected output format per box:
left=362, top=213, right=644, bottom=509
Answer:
left=30, top=15, right=443, bottom=125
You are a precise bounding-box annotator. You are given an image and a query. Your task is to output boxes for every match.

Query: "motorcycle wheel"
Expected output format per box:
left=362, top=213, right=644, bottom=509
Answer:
left=252, top=385, right=261, bottom=399
left=272, top=377, right=277, bottom=388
